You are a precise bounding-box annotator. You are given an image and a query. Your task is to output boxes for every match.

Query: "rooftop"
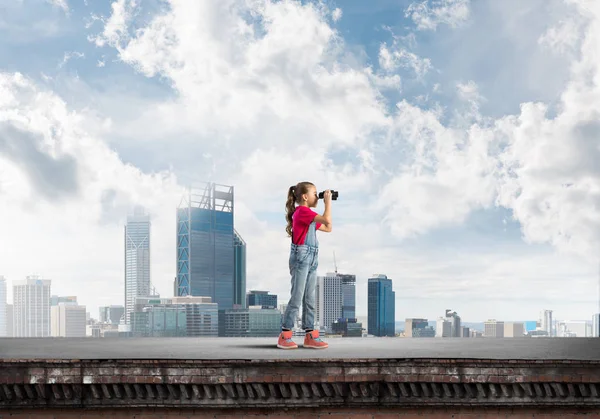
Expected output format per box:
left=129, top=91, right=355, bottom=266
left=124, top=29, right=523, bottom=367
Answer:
left=1, top=337, right=600, bottom=411
left=1, top=337, right=600, bottom=361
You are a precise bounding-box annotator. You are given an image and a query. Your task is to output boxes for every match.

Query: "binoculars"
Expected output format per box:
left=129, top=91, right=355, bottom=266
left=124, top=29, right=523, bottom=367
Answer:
left=318, top=190, right=339, bottom=200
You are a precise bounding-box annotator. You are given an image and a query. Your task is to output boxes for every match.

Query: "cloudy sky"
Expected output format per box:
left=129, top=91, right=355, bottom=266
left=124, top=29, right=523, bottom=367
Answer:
left=1, top=0, right=599, bottom=324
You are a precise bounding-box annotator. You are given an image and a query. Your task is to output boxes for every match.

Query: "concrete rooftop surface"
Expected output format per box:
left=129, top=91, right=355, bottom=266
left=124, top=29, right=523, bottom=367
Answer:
left=1, top=337, right=600, bottom=361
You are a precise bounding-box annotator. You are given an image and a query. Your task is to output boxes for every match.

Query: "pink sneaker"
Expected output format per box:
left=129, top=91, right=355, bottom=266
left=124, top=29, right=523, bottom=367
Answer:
left=277, top=330, right=298, bottom=349
left=304, top=330, right=328, bottom=349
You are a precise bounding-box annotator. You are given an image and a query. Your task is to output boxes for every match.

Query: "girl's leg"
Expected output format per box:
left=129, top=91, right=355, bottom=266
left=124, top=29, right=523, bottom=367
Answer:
left=282, top=251, right=311, bottom=331
left=301, top=254, right=318, bottom=331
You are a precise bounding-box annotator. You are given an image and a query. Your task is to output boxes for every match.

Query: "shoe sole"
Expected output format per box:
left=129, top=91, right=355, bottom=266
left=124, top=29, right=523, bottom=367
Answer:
left=277, top=344, right=298, bottom=349
left=303, top=345, right=328, bottom=349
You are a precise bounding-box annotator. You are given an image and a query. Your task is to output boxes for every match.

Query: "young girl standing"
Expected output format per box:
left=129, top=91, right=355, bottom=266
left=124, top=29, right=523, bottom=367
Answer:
left=277, top=182, right=332, bottom=349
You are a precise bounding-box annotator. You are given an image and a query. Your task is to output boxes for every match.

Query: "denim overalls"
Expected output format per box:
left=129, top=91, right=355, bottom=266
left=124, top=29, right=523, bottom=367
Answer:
left=282, top=220, right=319, bottom=331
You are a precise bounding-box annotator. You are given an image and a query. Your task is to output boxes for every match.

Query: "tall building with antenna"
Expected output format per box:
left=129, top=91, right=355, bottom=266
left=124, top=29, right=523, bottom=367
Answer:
left=316, top=252, right=357, bottom=332
left=175, top=182, right=246, bottom=312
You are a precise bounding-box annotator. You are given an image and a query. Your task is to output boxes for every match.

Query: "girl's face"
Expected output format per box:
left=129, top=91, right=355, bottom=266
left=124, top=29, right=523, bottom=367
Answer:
left=303, top=186, right=319, bottom=208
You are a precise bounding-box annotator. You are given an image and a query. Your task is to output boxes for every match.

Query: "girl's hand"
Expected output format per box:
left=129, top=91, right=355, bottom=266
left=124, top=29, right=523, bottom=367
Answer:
left=323, top=189, right=332, bottom=204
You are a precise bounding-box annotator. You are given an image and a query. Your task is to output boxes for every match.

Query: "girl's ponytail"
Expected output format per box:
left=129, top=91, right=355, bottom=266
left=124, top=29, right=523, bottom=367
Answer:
left=285, top=185, right=297, bottom=238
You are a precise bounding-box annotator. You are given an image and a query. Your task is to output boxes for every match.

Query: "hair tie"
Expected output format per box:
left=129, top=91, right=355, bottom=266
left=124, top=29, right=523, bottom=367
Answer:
left=291, top=186, right=296, bottom=192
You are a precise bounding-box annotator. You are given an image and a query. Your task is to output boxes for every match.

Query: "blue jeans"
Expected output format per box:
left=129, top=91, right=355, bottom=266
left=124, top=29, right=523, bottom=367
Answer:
left=282, top=244, right=319, bottom=331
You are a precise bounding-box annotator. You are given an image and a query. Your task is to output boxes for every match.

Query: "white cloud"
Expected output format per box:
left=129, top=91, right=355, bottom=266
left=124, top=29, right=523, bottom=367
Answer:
left=47, top=0, right=69, bottom=13
left=0, top=72, right=183, bottom=312
left=539, top=17, right=583, bottom=54
left=92, top=0, right=137, bottom=48
left=58, top=51, right=85, bottom=69
left=332, top=7, right=342, bottom=22
left=378, top=42, right=433, bottom=78
left=406, top=0, right=471, bottom=31
left=1, top=0, right=599, bottom=322
left=92, top=0, right=600, bottom=298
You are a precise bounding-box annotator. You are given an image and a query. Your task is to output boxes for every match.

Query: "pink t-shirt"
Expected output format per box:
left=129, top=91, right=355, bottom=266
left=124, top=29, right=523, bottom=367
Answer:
left=292, top=206, right=322, bottom=245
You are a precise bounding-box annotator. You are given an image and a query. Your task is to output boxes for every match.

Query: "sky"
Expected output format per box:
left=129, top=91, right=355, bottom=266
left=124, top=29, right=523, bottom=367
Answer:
left=0, top=0, right=599, bottom=323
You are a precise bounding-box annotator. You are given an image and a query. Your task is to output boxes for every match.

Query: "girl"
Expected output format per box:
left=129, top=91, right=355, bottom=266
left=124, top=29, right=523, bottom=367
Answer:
left=277, top=182, right=332, bottom=349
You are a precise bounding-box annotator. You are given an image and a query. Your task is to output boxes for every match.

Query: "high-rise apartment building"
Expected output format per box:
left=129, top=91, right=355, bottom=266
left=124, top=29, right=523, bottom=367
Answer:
left=367, top=274, right=395, bottom=337
left=540, top=310, right=553, bottom=337
left=125, top=206, right=151, bottom=324
left=0, top=276, right=7, bottom=337
left=593, top=314, right=599, bottom=338
left=484, top=319, right=504, bottom=338
left=316, top=273, right=343, bottom=332
left=175, top=183, right=246, bottom=311
left=436, top=317, right=452, bottom=337
left=51, top=303, right=86, bottom=337
left=13, top=276, right=51, bottom=337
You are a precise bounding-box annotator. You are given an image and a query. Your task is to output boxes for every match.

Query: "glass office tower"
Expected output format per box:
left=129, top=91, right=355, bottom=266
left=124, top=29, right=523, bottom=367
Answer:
left=176, top=183, right=246, bottom=311
left=367, top=274, right=395, bottom=337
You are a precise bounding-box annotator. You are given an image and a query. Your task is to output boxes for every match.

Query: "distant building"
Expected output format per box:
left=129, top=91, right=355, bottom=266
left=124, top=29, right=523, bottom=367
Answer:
left=51, top=303, right=86, bottom=337
left=461, top=326, right=470, bottom=337
left=469, top=329, right=483, bottom=338
left=0, top=276, right=6, bottom=337
left=367, top=274, right=395, bottom=337
left=316, top=273, right=343, bottom=332
left=131, top=296, right=218, bottom=337
left=6, top=304, right=13, bottom=337
left=405, top=318, right=435, bottom=338
left=527, top=329, right=549, bottom=337
left=124, top=206, right=152, bottom=324
left=222, top=306, right=281, bottom=337
left=593, top=314, right=599, bottom=338
left=540, top=310, right=553, bottom=337
left=436, top=317, right=452, bottom=337
left=331, top=319, right=363, bottom=337
left=50, top=295, right=77, bottom=306
left=13, top=276, right=51, bottom=337
left=246, top=291, right=277, bottom=309
left=340, top=274, right=357, bottom=321
left=175, top=183, right=246, bottom=312
left=99, top=305, right=125, bottom=325
left=523, top=320, right=537, bottom=332
left=504, top=322, right=524, bottom=338
left=484, top=320, right=504, bottom=338
left=557, top=320, right=591, bottom=337
left=445, top=309, right=462, bottom=337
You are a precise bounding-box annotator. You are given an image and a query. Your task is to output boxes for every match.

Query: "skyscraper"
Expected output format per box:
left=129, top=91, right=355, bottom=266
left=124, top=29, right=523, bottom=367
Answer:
left=233, top=231, right=247, bottom=308
left=341, top=274, right=356, bottom=321
left=0, top=276, right=7, bottom=337
left=316, top=273, right=343, bottom=332
left=367, top=274, right=395, bottom=337
left=175, top=183, right=246, bottom=311
left=484, top=319, right=505, bottom=338
left=125, top=206, right=151, bottom=324
left=540, top=309, right=553, bottom=337
left=13, top=276, right=51, bottom=337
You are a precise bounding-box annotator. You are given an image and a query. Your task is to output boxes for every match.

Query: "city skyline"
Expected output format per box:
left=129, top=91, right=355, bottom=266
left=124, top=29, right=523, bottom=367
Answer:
left=0, top=0, right=600, bottom=323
